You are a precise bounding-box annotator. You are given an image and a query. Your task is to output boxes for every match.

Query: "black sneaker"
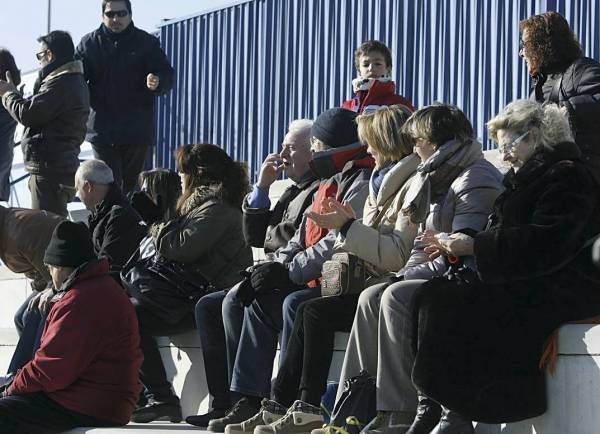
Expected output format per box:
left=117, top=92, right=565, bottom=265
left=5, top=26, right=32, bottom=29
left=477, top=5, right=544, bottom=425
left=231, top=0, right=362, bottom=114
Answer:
left=131, top=400, right=182, bottom=423
left=187, top=408, right=227, bottom=428
left=208, top=397, right=261, bottom=432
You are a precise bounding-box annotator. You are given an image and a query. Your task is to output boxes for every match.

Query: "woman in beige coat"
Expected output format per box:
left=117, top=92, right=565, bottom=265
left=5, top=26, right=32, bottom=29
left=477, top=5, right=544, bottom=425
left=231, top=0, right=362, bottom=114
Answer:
left=224, top=105, right=420, bottom=433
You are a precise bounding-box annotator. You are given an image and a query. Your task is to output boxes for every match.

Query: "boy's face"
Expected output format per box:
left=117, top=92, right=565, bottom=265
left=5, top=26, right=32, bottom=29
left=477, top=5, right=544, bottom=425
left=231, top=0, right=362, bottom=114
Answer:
left=358, top=52, right=390, bottom=79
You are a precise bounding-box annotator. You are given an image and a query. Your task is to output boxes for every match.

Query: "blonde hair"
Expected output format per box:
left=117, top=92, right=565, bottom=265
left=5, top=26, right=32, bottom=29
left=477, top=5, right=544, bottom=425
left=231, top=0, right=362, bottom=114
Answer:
left=487, top=99, right=573, bottom=150
left=357, top=104, right=413, bottom=165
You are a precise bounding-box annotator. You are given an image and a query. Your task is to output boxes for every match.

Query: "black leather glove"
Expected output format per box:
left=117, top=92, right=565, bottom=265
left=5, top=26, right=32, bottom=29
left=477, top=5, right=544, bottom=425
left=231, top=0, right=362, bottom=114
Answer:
left=237, top=271, right=256, bottom=307
left=131, top=191, right=163, bottom=224
left=250, top=262, right=296, bottom=293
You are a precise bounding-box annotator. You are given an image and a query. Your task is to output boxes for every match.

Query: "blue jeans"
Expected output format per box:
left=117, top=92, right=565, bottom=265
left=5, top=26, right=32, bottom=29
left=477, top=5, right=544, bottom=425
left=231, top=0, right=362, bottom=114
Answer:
left=8, top=294, right=45, bottom=375
left=195, top=289, right=243, bottom=410
left=229, top=286, right=321, bottom=398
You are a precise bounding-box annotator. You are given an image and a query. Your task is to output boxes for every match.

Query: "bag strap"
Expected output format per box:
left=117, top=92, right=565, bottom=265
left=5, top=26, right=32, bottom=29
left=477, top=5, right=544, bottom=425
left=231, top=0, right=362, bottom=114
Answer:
left=371, top=191, right=398, bottom=228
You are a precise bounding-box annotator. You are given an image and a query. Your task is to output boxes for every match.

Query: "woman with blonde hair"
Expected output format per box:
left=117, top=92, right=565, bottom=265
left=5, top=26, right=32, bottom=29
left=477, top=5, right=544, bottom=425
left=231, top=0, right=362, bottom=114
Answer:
left=223, top=104, right=422, bottom=434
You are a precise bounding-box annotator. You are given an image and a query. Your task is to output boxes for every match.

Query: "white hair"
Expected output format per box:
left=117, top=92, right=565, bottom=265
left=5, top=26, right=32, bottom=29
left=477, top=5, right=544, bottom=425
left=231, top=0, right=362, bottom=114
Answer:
left=487, top=99, right=573, bottom=150
left=288, top=119, right=313, bottom=137
left=75, top=159, right=114, bottom=186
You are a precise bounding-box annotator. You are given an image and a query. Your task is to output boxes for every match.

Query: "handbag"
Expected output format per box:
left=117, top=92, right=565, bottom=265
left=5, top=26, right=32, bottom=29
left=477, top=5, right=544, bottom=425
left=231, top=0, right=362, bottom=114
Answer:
left=121, top=237, right=215, bottom=324
left=325, top=370, right=376, bottom=434
left=321, top=252, right=367, bottom=297
left=320, top=192, right=397, bottom=297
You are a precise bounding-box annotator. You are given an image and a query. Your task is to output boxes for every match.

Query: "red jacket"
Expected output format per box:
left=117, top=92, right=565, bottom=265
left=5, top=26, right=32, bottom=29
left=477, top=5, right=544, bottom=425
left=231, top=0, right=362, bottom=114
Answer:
left=342, top=80, right=415, bottom=113
left=8, top=258, right=143, bottom=425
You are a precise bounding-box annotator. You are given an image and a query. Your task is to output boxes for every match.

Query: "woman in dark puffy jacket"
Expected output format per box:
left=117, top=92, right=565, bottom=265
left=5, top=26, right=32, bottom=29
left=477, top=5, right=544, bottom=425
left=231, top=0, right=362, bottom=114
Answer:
left=130, top=144, right=253, bottom=423
left=0, top=49, right=20, bottom=202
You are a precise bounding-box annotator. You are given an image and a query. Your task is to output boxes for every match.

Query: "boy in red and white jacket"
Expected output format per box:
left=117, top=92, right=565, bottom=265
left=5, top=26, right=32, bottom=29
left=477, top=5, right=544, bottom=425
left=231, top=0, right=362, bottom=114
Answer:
left=0, top=221, right=143, bottom=434
left=342, top=40, right=415, bottom=114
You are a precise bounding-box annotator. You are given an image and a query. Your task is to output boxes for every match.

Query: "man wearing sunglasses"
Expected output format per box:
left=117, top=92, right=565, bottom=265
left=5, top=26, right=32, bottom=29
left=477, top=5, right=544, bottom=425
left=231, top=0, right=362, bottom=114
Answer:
left=75, top=0, right=174, bottom=195
left=0, top=31, right=89, bottom=217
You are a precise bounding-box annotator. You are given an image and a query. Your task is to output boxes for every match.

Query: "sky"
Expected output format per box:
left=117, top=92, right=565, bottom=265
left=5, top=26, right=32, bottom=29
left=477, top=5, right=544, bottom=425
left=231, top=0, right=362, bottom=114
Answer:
left=0, top=0, right=242, bottom=73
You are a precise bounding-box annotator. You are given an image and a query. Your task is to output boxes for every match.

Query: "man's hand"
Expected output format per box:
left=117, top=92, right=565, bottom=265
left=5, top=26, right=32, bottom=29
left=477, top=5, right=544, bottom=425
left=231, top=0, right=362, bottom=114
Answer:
left=307, top=198, right=355, bottom=230
left=250, top=262, right=295, bottom=293
left=257, top=153, right=284, bottom=189
left=27, top=287, right=55, bottom=315
left=146, top=73, right=160, bottom=91
left=0, top=71, right=17, bottom=97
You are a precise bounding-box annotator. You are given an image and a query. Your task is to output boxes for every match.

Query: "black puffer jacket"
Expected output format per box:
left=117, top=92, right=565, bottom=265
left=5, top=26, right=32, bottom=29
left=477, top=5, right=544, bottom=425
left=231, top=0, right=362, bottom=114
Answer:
left=88, top=183, right=146, bottom=281
left=76, top=23, right=174, bottom=147
left=1, top=61, right=89, bottom=175
left=532, top=56, right=600, bottom=160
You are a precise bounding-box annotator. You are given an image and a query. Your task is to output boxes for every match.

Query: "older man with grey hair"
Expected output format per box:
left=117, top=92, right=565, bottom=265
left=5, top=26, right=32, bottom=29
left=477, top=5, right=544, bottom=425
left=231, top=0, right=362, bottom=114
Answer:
left=75, top=159, right=146, bottom=282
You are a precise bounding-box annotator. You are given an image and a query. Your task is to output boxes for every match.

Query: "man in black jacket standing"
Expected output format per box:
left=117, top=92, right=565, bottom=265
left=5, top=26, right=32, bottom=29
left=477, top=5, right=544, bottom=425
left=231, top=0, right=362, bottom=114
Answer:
left=0, top=31, right=89, bottom=217
left=76, top=0, right=174, bottom=194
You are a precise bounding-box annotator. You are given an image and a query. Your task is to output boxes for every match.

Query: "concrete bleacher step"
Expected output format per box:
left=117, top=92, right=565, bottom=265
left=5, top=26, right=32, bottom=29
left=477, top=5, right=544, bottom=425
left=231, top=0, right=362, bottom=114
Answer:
left=64, top=423, right=210, bottom=433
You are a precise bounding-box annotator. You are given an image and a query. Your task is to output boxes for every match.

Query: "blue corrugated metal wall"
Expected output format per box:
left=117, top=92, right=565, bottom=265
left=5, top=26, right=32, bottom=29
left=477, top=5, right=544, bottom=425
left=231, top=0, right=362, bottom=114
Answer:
left=154, top=0, right=600, bottom=179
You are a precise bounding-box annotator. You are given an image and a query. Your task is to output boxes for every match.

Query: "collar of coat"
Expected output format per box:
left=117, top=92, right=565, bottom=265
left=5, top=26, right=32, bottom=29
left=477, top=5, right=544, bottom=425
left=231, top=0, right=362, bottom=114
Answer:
left=372, top=153, right=420, bottom=205
left=504, top=141, right=582, bottom=189
left=309, top=142, right=375, bottom=179
left=90, top=182, right=128, bottom=223
left=180, top=185, right=225, bottom=216
left=52, top=258, right=109, bottom=299
left=42, top=60, right=84, bottom=84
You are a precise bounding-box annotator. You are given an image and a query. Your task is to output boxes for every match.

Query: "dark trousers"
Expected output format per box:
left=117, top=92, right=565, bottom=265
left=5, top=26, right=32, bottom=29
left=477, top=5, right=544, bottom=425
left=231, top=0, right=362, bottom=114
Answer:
left=92, top=143, right=149, bottom=194
left=8, top=295, right=45, bottom=375
left=28, top=172, right=75, bottom=217
left=195, top=290, right=243, bottom=410
left=133, top=301, right=195, bottom=403
left=272, top=295, right=359, bottom=407
left=0, top=392, right=116, bottom=434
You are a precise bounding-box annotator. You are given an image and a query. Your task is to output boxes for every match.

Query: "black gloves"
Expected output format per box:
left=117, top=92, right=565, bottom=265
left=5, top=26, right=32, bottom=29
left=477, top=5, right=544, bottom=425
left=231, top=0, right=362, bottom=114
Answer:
left=250, top=262, right=296, bottom=293
left=237, top=270, right=256, bottom=307
left=131, top=191, right=163, bottom=224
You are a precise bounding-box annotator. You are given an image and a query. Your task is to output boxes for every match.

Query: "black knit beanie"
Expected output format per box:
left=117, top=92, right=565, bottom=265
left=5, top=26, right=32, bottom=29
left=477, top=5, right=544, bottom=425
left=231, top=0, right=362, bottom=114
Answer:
left=44, top=221, right=95, bottom=268
left=311, top=108, right=359, bottom=148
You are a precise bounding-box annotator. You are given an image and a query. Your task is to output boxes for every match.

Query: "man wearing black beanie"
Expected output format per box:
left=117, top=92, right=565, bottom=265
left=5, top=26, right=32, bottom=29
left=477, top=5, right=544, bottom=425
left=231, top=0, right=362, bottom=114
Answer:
left=0, top=221, right=143, bottom=433
left=0, top=31, right=90, bottom=217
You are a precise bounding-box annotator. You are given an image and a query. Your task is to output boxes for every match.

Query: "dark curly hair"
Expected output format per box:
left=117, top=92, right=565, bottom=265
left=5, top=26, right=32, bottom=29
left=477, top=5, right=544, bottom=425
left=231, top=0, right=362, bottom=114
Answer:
left=174, top=144, right=250, bottom=212
left=519, top=11, right=582, bottom=76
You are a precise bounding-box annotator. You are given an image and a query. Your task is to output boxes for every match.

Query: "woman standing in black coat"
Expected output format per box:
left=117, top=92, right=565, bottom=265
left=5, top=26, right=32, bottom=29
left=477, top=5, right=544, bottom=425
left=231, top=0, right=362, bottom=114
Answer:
left=407, top=100, right=600, bottom=433
left=520, top=11, right=600, bottom=169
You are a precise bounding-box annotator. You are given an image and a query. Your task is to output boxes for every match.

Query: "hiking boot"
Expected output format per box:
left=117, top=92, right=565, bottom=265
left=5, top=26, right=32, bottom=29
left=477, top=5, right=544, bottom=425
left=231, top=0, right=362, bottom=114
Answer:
left=225, top=399, right=288, bottom=434
left=131, top=400, right=182, bottom=423
left=208, top=397, right=262, bottom=432
left=430, top=407, right=474, bottom=434
left=361, top=411, right=415, bottom=434
left=254, top=400, right=324, bottom=434
left=187, top=408, right=227, bottom=428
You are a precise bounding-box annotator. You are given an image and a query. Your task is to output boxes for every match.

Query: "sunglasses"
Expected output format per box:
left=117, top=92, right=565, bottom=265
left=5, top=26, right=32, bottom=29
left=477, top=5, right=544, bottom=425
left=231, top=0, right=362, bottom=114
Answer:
left=104, top=10, right=129, bottom=18
left=35, top=49, right=49, bottom=61
left=498, top=131, right=529, bottom=155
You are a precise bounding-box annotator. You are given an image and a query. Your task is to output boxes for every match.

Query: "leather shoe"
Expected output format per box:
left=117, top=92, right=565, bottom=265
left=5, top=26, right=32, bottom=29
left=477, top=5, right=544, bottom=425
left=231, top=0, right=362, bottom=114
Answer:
left=131, top=400, right=182, bottom=423
left=186, top=407, right=227, bottom=427
left=430, top=407, right=474, bottom=434
left=406, top=395, right=442, bottom=434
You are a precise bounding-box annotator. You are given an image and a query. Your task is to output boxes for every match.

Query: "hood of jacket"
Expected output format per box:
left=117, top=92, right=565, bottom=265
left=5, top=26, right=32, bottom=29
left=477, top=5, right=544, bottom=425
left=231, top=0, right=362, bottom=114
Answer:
left=180, top=185, right=227, bottom=216
left=54, top=258, right=109, bottom=297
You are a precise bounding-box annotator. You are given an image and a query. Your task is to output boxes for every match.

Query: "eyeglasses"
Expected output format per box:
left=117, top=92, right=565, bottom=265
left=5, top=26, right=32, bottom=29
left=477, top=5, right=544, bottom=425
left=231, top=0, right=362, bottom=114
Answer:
left=35, top=49, right=49, bottom=61
left=498, top=131, right=529, bottom=155
left=104, top=10, right=129, bottom=18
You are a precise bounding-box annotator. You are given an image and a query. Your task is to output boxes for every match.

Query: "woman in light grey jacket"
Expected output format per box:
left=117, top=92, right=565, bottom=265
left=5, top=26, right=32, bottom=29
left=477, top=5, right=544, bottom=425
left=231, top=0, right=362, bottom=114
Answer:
left=332, top=105, right=504, bottom=434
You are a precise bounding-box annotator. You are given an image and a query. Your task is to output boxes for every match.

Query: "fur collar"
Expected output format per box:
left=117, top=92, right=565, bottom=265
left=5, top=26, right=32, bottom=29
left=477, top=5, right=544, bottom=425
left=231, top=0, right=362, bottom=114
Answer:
left=180, top=185, right=224, bottom=215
